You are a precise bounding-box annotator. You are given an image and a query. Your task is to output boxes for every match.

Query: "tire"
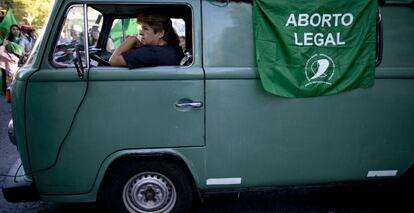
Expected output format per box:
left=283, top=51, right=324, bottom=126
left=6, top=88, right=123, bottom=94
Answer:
left=103, top=159, right=194, bottom=213
left=404, top=168, right=414, bottom=199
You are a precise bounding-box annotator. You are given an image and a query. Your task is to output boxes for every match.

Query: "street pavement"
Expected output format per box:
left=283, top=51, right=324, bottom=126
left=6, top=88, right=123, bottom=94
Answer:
left=0, top=94, right=410, bottom=212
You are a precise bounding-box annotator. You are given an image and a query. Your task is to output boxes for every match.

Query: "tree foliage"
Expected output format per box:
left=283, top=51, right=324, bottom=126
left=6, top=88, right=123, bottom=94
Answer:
left=9, top=0, right=54, bottom=30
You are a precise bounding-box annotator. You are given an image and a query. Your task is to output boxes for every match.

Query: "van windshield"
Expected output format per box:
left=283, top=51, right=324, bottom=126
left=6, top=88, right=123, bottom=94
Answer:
left=25, top=11, right=51, bottom=67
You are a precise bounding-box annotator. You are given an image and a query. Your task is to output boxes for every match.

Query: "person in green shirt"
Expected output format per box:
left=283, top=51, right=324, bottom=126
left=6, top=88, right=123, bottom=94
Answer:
left=0, top=24, right=24, bottom=94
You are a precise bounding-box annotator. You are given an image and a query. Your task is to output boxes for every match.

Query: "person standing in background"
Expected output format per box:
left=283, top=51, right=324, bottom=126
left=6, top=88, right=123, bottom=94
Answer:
left=20, top=25, right=37, bottom=54
left=90, top=26, right=113, bottom=52
left=19, top=25, right=37, bottom=65
left=5, top=24, right=23, bottom=47
left=0, top=24, right=24, bottom=101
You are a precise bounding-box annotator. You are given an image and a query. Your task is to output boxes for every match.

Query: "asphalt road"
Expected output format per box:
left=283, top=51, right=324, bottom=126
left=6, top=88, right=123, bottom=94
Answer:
left=0, top=94, right=410, bottom=212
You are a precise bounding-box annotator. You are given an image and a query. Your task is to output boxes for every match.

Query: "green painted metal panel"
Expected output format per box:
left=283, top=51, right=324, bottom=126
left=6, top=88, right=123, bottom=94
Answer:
left=23, top=0, right=205, bottom=195
left=380, top=6, right=414, bottom=68
left=205, top=77, right=414, bottom=188
left=202, top=1, right=255, bottom=68
left=29, top=73, right=204, bottom=194
left=10, top=79, right=31, bottom=174
left=203, top=2, right=414, bottom=189
left=25, top=70, right=87, bottom=172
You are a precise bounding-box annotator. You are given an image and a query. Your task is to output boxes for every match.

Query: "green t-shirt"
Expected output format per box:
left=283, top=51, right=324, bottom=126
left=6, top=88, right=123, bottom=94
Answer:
left=6, top=41, right=23, bottom=57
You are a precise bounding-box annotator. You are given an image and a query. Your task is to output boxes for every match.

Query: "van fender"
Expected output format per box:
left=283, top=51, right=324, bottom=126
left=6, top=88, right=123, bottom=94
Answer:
left=40, top=148, right=204, bottom=203
left=94, top=148, right=203, bottom=201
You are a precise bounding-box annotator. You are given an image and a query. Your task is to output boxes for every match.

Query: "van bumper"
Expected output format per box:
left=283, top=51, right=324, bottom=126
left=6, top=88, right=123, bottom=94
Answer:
left=2, top=158, right=39, bottom=202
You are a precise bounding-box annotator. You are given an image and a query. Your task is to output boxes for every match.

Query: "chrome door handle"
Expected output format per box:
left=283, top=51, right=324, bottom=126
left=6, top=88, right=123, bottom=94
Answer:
left=175, top=101, right=203, bottom=108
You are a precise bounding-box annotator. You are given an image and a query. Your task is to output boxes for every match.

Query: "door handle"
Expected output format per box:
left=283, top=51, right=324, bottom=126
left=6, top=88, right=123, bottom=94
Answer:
left=175, top=101, right=203, bottom=108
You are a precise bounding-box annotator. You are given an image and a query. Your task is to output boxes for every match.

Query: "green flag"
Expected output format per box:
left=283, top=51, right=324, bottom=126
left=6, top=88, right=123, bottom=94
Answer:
left=253, top=0, right=377, bottom=97
left=0, top=8, right=18, bottom=39
left=110, top=18, right=139, bottom=48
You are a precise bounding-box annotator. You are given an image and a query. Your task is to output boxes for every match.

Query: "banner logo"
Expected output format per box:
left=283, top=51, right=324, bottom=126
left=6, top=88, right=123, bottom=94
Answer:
left=305, top=54, right=335, bottom=87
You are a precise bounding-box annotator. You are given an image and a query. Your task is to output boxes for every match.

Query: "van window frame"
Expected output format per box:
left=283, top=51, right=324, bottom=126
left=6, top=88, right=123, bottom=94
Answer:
left=50, top=3, right=194, bottom=70
left=50, top=4, right=91, bottom=69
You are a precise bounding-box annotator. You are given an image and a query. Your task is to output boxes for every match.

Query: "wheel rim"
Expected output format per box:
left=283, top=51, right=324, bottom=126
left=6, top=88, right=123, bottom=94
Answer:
left=122, top=172, right=177, bottom=213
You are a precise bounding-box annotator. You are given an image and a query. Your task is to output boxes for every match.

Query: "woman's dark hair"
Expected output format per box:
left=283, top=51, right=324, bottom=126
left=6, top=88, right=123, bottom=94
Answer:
left=137, top=13, right=180, bottom=46
left=137, top=13, right=184, bottom=63
left=7, top=24, right=21, bottom=41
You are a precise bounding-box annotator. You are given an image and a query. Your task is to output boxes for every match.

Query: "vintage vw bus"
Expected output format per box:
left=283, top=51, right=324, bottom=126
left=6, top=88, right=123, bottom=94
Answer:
left=3, top=0, right=414, bottom=212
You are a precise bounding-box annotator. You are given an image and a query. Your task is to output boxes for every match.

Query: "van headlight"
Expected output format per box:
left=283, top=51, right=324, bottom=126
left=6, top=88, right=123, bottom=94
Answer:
left=8, top=120, right=15, bottom=145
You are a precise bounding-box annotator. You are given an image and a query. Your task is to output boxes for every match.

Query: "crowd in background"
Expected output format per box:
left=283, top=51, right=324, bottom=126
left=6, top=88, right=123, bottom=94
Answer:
left=0, top=23, right=37, bottom=99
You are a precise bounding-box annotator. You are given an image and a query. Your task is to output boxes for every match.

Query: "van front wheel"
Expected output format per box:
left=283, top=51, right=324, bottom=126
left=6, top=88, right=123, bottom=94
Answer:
left=103, top=159, right=193, bottom=213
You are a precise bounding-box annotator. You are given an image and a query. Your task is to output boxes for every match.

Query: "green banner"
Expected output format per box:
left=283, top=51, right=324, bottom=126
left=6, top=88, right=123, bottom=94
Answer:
left=0, top=8, right=17, bottom=40
left=253, top=0, right=377, bottom=97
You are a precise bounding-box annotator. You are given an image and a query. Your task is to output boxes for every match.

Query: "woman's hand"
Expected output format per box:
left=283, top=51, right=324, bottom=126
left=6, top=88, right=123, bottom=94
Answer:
left=2, top=39, right=9, bottom=46
left=109, top=36, right=141, bottom=67
left=126, top=36, right=142, bottom=49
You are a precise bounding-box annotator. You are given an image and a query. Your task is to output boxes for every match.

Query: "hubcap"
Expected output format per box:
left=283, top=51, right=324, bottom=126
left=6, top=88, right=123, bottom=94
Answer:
left=123, top=172, right=176, bottom=213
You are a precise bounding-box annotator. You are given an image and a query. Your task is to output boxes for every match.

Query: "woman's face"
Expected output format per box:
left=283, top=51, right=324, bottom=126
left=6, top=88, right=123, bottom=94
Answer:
left=139, top=23, right=164, bottom=45
left=11, top=26, right=20, bottom=37
left=92, top=31, right=99, bottom=40
left=29, top=31, right=36, bottom=38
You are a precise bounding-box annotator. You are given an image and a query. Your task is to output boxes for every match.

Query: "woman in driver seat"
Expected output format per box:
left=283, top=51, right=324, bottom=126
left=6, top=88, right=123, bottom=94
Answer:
left=109, top=13, right=183, bottom=68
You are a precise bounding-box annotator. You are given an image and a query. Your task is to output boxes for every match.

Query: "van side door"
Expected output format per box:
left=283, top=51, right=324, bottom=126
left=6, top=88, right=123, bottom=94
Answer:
left=25, top=1, right=205, bottom=195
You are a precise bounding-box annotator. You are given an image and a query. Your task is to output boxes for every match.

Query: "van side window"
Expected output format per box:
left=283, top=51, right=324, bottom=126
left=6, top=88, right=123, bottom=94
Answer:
left=52, top=6, right=104, bottom=68
left=88, top=10, right=107, bottom=49
left=108, top=17, right=189, bottom=67
left=109, top=18, right=186, bottom=51
left=52, top=4, right=193, bottom=68
left=53, top=5, right=86, bottom=67
left=99, top=4, right=192, bottom=68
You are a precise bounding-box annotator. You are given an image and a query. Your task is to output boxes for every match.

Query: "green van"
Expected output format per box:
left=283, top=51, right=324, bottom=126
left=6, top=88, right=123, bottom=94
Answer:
left=3, top=0, right=414, bottom=212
